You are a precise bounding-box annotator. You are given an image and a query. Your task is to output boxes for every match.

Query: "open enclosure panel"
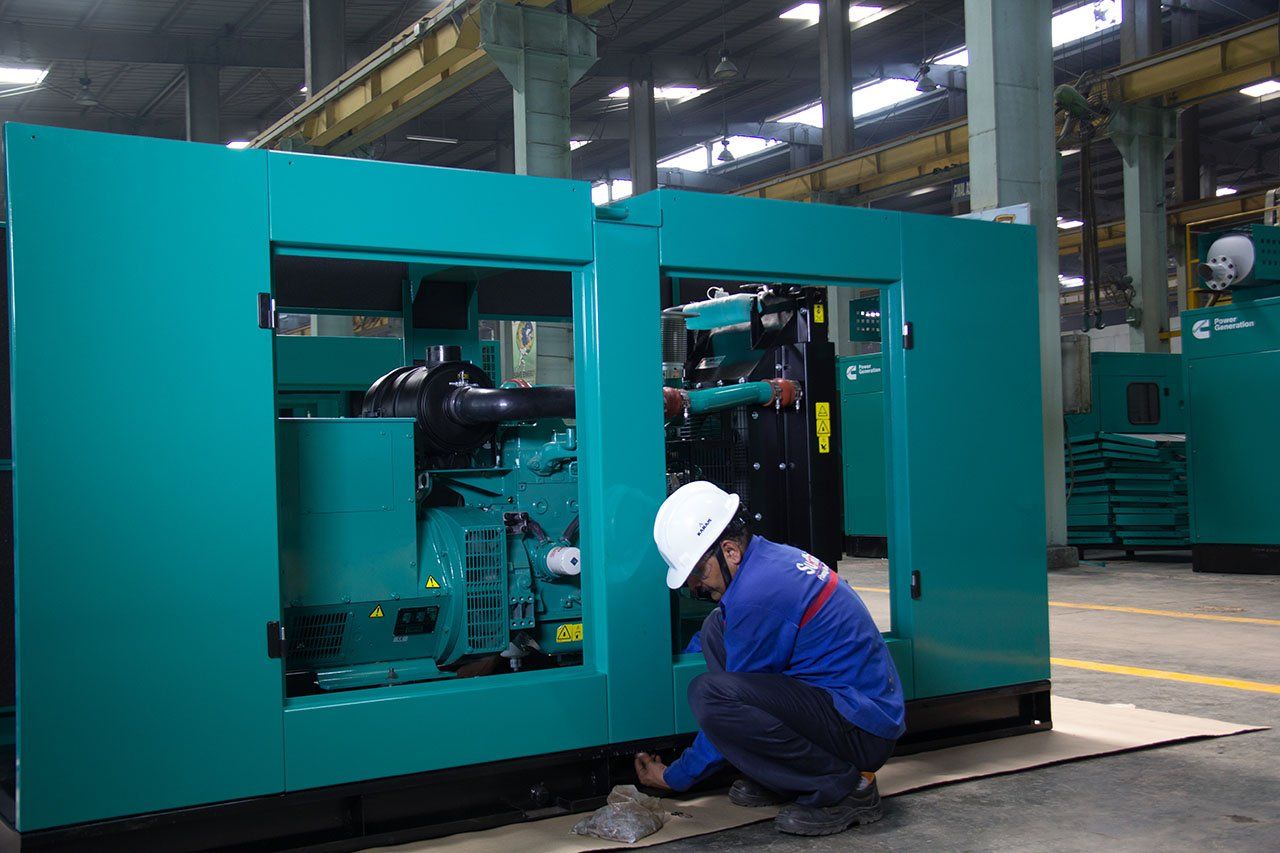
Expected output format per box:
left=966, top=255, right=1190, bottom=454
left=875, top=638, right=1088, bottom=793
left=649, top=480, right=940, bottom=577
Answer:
left=0, top=223, right=11, bottom=806
left=272, top=253, right=587, bottom=700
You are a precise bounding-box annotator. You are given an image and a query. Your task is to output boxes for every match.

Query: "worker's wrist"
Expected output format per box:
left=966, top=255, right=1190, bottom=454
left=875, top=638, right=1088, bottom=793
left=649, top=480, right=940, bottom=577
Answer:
left=660, top=759, right=693, bottom=792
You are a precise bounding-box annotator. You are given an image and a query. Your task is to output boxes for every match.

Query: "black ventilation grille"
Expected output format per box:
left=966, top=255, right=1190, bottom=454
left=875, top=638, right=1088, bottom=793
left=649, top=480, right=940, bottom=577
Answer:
left=286, top=611, right=349, bottom=663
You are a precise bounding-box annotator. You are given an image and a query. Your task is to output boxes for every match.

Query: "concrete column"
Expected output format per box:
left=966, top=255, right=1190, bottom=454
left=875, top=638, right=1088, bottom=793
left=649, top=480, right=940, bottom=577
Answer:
left=789, top=144, right=814, bottom=171
left=1199, top=161, right=1217, bottom=199
left=819, top=2, right=854, bottom=355
left=1174, top=108, right=1201, bottom=205
left=1116, top=0, right=1174, bottom=353
left=964, top=0, right=1072, bottom=566
left=1120, top=0, right=1161, bottom=63
left=304, top=0, right=347, bottom=94
left=818, top=0, right=853, bottom=158
left=628, top=71, right=658, bottom=194
left=480, top=1, right=596, bottom=178
left=1170, top=0, right=1201, bottom=315
left=184, top=63, right=220, bottom=143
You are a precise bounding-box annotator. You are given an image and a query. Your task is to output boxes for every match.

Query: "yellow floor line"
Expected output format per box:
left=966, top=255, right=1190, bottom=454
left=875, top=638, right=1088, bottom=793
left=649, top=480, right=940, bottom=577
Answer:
left=1048, top=601, right=1280, bottom=626
left=850, top=586, right=1280, bottom=627
left=1051, top=658, right=1280, bottom=695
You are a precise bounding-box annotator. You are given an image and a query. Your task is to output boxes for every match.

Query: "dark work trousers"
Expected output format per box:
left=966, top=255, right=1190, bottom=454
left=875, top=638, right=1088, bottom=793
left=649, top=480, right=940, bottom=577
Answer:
left=689, top=608, right=896, bottom=808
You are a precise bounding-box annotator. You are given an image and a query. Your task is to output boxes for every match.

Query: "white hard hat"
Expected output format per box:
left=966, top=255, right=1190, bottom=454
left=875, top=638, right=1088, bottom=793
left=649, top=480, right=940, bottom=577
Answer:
left=653, top=481, right=741, bottom=589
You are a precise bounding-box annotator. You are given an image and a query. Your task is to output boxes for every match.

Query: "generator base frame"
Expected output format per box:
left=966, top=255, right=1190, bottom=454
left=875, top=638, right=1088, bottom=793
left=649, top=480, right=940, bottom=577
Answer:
left=2, top=683, right=1050, bottom=852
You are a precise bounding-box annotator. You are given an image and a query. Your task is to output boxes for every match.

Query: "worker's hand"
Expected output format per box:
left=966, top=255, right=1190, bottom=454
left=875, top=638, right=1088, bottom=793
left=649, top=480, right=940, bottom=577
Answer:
left=634, top=752, right=672, bottom=790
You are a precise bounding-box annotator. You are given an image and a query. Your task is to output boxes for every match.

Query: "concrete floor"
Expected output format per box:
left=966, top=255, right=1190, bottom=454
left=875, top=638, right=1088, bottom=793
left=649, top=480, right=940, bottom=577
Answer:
left=662, top=553, right=1280, bottom=851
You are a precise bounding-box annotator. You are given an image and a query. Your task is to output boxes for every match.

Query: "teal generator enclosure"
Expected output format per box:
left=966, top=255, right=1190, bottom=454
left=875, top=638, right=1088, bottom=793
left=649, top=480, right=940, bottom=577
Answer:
left=3, top=125, right=1050, bottom=850
left=1064, top=352, right=1185, bottom=436
left=1183, top=223, right=1280, bottom=574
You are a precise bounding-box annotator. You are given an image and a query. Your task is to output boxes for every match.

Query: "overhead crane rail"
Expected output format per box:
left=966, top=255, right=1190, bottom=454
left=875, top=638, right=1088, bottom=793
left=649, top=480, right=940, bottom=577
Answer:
left=732, top=15, right=1280, bottom=204
left=252, top=0, right=615, bottom=154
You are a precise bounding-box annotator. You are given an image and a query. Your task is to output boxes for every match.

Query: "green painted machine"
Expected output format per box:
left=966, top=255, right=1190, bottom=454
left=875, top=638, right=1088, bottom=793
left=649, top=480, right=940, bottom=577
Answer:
left=1182, top=223, right=1280, bottom=573
left=1062, top=352, right=1188, bottom=553
left=2, top=125, right=1050, bottom=850
left=1064, top=352, right=1185, bottom=436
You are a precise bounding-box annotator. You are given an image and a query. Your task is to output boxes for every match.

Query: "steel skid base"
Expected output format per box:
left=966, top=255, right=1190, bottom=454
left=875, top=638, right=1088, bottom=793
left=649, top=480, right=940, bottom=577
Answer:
left=0, top=682, right=1052, bottom=853
left=1192, top=544, right=1280, bottom=575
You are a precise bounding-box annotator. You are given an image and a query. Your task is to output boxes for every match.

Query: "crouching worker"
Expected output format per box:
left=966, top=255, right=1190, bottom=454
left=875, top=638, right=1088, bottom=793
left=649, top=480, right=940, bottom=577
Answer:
left=634, top=481, right=905, bottom=837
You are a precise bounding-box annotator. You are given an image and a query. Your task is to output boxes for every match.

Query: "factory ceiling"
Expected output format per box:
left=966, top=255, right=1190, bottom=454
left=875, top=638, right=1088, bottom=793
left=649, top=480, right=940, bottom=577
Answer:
left=0, top=1, right=1275, bottom=235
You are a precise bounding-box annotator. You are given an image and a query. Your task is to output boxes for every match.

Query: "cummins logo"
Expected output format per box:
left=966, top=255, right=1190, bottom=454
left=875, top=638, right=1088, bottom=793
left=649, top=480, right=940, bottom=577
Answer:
left=1192, top=319, right=1211, bottom=340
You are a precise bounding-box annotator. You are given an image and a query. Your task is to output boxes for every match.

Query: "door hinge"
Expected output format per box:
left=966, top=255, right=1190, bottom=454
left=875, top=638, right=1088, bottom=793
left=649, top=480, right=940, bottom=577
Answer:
left=266, top=620, right=284, bottom=658
left=257, top=292, right=277, bottom=330
left=910, top=570, right=922, bottom=600
left=902, top=321, right=914, bottom=350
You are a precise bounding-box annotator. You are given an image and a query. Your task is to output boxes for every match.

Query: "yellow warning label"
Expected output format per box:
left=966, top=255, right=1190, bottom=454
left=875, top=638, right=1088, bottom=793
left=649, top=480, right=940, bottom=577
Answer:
left=814, top=304, right=826, bottom=324
left=425, top=576, right=441, bottom=589
left=369, top=605, right=385, bottom=619
left=555, top=623, right=584, bottom=643
left=815, top=402, right=830, bottom=418
left=818, top=435, right=831, bottom=454
left=816, top=419, right=832, bottom=436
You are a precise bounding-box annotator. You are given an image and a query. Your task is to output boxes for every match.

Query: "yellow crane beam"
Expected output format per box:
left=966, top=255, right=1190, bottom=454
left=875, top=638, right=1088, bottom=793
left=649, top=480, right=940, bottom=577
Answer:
left=252, top=0, right=614, bottom=154
left=1056, top=191, right=1273, bottom=256
left=734, top=15, right=1279, bottom=203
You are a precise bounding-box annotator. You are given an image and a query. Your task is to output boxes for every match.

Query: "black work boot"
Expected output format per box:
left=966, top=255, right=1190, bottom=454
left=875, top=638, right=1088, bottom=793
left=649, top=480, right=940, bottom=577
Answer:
left=728, top=777, right=790, bottom=808
left=774, top=773, right=883, bottom=836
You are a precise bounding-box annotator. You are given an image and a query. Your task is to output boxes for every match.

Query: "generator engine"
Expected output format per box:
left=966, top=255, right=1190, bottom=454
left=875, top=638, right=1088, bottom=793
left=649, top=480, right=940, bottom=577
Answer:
left=279, top=345, right=583, bottom=694
left=277, top=320, right=813, bottom=694
left=663, top=284, right=841, bottom=567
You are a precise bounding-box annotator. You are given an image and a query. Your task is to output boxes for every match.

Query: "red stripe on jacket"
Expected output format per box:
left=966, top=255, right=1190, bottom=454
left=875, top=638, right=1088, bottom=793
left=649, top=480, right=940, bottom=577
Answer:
left=800, top=570, right=840, bottom=628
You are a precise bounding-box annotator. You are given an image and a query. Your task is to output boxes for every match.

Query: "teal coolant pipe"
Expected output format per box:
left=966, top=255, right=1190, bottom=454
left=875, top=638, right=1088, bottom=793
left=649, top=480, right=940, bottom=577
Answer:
left=662, top=378, right=799, bottom=419
left=689, top=382, right=774, bottom=413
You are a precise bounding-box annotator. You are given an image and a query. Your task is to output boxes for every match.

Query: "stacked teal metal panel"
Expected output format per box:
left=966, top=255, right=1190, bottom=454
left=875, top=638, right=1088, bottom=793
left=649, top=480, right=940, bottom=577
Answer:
left=1065, top=432, right=1188, bottom=547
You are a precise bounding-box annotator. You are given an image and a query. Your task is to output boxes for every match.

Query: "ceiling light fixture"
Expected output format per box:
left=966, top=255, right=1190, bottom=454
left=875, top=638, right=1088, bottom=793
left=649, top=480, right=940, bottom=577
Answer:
left=0, top=65, right=49, bottom=86
left=713, top=0, right=739, bottom=81
left=717, top=138, right=735, bottom=162
left=1239, top=79, right=1280, bottom=98
left=778, top=4, right=884, bottom=26
left=73, top=76, right=98, bottom=107
left=406, top=134, right=460, bottom=145
left=713, top=54, right=740, bottom=81
left=915, top=64, right=938, bottom=93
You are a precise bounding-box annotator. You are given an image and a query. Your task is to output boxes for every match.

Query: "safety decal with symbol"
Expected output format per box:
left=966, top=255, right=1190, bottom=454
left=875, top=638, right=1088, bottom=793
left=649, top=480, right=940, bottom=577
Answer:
left=814, top=402, right=832, bottom=453
left=555, top=623, right=584, bottom=643
left=425, top=576, right=441, bottom=589
left=369, top=605, right=385, bottom=619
